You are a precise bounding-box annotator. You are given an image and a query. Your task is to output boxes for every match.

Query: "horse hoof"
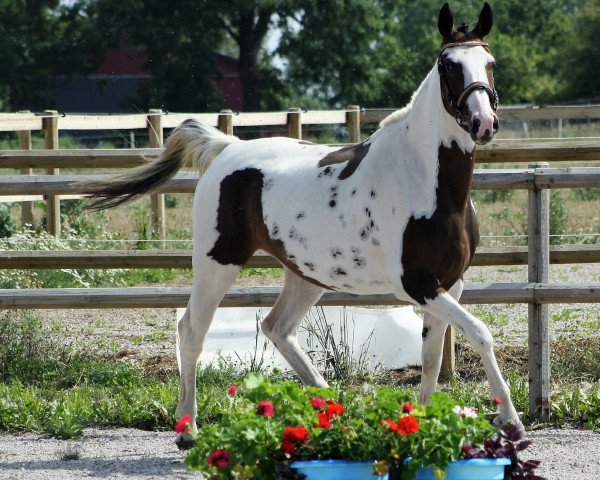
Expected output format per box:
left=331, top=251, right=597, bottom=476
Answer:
left=175, top=434, right=197, bottom=451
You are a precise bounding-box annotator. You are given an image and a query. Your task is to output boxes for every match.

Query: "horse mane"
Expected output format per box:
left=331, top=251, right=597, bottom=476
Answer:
left=379, top=67, right=436, bottom=128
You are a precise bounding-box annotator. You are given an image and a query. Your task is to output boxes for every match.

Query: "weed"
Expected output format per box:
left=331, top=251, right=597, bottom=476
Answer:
left=59, top=445, right=82, bottom=461
left=301, top=307, right=376, bottom=381
left=549, top=190, right=567, bottom=245
left=471, top=189, right=513, bottom=204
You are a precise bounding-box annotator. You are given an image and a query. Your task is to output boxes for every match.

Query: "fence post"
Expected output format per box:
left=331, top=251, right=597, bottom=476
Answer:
left=148, top=109, right=165, bottom=241
left=287, top=108, right=302, bottom=139
left=440, top=327, right=456, bottom=382
left=528, top=161, right=550, bottom=421
left=18, top=110, right=34, bottom=227
left=346, top=105, right=361, bottom=143
left=218, top=109, right=234, bottom=135
left=43, top=109, right=60, bottom=237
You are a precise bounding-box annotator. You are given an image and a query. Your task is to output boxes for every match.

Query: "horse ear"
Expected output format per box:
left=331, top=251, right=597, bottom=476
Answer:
left=473, top=2, right=493, bottom=39
left=438, top=3, right=454, bottom=38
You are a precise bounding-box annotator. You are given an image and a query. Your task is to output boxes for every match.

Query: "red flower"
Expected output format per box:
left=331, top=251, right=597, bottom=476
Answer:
left=207, top=449, right=231, bottom=469
left=311, top=397, right=326, bottom=410
left=381, top=419, right=400, bottom=433
left=174, top=415, right=192, bottom=434
left=325, top=400, right=345, bottom=417
left=401, top=402, right=414, bottom=413
left=282, top=426, right=310, bottom=455
left=493, top=396, right=503, bottom=405
left=256, top=400, right=275, bottom=417
left=397, top=415, right=419, bottom=435
left=313, top=411, right=333, bottom=429
left=228, top=385, right=238, bottom=397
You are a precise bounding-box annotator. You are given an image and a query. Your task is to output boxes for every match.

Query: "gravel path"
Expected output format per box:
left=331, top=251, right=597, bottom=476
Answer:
left=0, top=427, right=598, bottom=480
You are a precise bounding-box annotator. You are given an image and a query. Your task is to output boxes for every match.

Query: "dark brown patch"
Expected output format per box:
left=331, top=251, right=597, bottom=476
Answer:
left=208, top=168, right=332, bottom=290
left=318, top=143, right=371, bottom=180
left=422, top=327, right=429, bottom=339
left=400, top=141, right=479, bottom=305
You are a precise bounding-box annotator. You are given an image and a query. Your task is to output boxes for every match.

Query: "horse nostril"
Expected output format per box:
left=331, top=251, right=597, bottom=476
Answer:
left=471, top=118, right=481, bottom=134
left=483, top=129, right=491, bottom=139
left=493, top=119, right=499, bottom=131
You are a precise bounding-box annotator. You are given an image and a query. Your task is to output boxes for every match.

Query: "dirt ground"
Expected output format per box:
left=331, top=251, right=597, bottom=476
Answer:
left=0, top=427, right=598, bottom=480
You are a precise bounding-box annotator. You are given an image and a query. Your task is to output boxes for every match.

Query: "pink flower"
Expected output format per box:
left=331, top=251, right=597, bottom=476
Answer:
left=207, top=449, right=231, bottom=469
left=493, top=396, right=503, bottom=405
left=174, top=415, right=192, bottom=434
left=256, top=400, right=275, bottom=416
left=311, top=397, right=326, bottom=410
left=401, top=402, right=414, bottom=413
left=228, top=385, right=238, bottom=397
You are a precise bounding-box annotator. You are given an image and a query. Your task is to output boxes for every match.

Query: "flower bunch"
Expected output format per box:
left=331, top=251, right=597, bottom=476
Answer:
left=182, top=375, right=538, bottom=480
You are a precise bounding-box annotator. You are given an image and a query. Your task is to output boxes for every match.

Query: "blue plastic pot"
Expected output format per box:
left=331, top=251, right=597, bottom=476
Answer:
left=290, top=460, right=388, bottom=480
left=409, top=458, right=511, bottom=480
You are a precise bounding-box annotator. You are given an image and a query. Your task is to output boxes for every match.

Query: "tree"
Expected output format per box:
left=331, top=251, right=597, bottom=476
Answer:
left=0, top=0, right=101, bottom=111
left=559, top=0, right=600, bottom=99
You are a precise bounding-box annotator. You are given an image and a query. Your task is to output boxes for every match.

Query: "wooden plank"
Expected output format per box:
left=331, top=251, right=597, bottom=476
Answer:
left=18, top=111, right=34, bottom=226
left=528, top=162, right=550, bottom=421
left=287, top=108, right=302, bottom=139
left=218, top=110, right=234, bottom=135
left=472, top=169, right=534, bottom=189
left=363, top=105, right=600, bottom=123
left=0, top=283, right=596, bottom=310
left=499, top=105, right=600, bottom=121
left=58, top=114, right=148, bottom=130
left=43, top=110, right=60, bottom=237
left=161, top=113, right=220, bottom=129
left=0, top=113, right=43, bottom=132
left=346, top=106, right=361, bottom=143
left=303, top=110, right=347, bottom=125
left=148, top=109, right=165, bottom=240
left=477, top=140, right=600, bottom=164
left=1, top=245, right=598, bottom=270
left=1, top=141, right=600, bottom=170
left=0, top=149, right=159, bottom=169
left=534, top=167, right=600, bottom=189
left=233, top=111, right=288, bottom=127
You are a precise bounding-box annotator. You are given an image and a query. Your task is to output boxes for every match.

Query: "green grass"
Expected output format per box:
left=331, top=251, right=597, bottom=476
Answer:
left=1, top=310, right=599, bottom=439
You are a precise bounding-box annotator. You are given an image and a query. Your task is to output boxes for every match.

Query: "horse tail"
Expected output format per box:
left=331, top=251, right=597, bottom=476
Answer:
left=86, top=119, right=239, bottom=210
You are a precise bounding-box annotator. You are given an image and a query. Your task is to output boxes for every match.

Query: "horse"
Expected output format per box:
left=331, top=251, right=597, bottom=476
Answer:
left=85, top=1, right=520, bottom=448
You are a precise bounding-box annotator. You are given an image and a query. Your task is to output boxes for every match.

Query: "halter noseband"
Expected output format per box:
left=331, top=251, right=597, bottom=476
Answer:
left=438, top=41, right=499, bottom=130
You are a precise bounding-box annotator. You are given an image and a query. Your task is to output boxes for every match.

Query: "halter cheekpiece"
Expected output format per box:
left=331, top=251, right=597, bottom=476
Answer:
left=438, top=41, right=499, bottom=129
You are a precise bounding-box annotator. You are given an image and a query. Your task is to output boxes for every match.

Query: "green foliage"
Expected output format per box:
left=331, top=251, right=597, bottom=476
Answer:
left=471, top=189, right=513, bottom=204
left=0, top=203, right=15, bottom=238
left=0, top=0, right=103, bottom=111
left=549, top=190, right=567, bottom=245
left=0, top=227, right=126, bottom=288
left=573, top=188, right=600, bottom=202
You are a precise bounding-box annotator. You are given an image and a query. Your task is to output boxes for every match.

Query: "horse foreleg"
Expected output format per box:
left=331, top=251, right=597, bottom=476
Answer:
left=175, top=261, right=240, bottom=449
left=419, top=280, right=463, bottom=404
left=422, top=289, right=520, bottom=426
left=261, top=269, right=328, bottom=388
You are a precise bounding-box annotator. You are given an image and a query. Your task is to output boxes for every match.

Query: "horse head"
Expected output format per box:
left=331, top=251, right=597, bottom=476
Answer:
left=437, top=2, right=498, bottom=144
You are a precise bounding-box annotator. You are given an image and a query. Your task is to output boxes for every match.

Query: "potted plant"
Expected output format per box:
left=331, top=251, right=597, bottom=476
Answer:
left=182, top=374, right=543, bottom=480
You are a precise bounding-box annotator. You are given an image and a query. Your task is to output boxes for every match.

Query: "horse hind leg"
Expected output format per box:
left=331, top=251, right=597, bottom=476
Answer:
left=175, top=259, right=240, bottom=449
left=261, top=268, right=327, bottom=388
left=419, top=280, right=463, bottom=404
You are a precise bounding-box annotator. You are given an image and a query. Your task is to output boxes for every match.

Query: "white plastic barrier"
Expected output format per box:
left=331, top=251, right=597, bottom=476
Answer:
left=177, top=306, right=423, bottom=373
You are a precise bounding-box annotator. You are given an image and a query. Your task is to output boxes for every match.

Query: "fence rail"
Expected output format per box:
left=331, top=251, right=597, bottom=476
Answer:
left=0, top=283, right=598, bottom=310
left=1, top=107, right=599, bottom=420
left=1, top=245, right=599, bottom=270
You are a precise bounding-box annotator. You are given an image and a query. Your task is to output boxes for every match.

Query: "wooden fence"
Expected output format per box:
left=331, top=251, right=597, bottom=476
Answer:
left=1, top=106, right=600, bottom=419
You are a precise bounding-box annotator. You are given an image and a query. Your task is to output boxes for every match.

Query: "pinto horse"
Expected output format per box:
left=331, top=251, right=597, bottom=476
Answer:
left=86, top=2, right=520, bottom=446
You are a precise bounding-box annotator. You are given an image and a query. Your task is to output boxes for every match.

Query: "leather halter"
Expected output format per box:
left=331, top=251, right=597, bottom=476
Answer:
left=438, top=41, right=499, bottom=130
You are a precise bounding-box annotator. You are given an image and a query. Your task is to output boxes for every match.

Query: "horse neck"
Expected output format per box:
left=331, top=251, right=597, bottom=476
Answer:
left=376, top=65, right=476, bottom=210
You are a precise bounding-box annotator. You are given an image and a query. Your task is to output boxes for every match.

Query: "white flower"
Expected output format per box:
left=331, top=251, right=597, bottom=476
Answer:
left=452, top=405, right=478, bottom=418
